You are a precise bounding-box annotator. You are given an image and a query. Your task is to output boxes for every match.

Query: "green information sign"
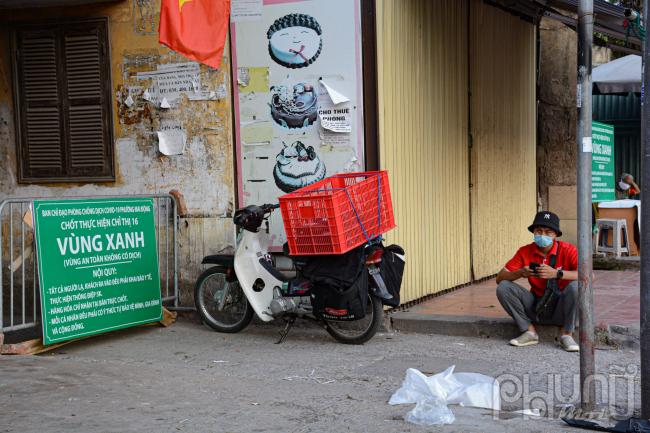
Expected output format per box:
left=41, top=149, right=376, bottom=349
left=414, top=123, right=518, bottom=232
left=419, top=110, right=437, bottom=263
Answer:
left=592, top=121, right=616, bottom=202
left=34, top=198, right=162, bottom=345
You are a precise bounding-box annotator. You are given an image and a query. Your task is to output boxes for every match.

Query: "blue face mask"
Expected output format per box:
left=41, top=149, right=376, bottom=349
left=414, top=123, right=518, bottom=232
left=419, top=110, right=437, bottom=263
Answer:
left=534, top=235, right=554, bottom=248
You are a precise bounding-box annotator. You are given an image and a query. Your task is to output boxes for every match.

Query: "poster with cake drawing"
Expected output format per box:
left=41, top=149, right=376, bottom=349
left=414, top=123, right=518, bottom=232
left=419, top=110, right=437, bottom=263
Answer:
left=231, top=0, right=365, bottom=249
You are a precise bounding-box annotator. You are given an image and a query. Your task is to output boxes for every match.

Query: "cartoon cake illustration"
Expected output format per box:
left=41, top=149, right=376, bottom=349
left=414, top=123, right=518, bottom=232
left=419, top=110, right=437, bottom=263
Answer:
left=273, top=140, right=326, bottom=193
left=270, top=83, right=318, bottom=129
left=267, top=13, right=322, bottom=69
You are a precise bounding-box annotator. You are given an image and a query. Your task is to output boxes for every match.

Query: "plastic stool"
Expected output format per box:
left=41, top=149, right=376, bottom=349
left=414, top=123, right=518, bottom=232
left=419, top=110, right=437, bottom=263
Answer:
left=595, top=218, right=629, bottom=258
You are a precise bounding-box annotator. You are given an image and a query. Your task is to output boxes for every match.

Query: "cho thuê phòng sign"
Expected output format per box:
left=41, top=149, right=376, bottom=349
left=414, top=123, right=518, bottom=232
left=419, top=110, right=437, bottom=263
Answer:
left=34, top=198, right=162, bottom=345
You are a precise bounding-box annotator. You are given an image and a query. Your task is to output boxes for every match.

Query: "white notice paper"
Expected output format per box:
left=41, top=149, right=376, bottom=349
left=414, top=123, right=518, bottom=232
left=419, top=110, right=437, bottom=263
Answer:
left=157, top=120, right=186, bottom=155
left=320, top=129, right=352, bottom=147
left=320, top=80, right=350, bottom=105
left=231, top=0, right=263, bottom=22
left=318, top=104, right=352, bottom=133
left=238, top=67, right=250, bottom=87
left=137, top=62, right=202, bottom=104
left=157, top=131, right=186, bottom=155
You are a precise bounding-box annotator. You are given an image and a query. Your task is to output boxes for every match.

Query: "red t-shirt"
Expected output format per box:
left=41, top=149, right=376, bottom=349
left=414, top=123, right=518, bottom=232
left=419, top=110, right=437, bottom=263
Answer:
left=504, top=240, right=578, bottom=297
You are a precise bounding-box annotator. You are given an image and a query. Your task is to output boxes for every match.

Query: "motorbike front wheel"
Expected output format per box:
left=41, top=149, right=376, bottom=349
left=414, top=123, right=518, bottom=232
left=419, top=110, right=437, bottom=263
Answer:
left=324, top=294, right=383, bottom=345
left=194, top=267, right=253, bottom=333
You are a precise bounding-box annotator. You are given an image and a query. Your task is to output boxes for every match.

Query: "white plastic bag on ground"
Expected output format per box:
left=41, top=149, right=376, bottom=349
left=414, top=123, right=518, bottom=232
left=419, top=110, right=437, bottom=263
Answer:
left=404, top=397, right=455, bottom=426
left=389, top=366, right=460, bottom=405
left=446, top=372, right=501, bottom=410
left=389, top=365, right=500, bottom=426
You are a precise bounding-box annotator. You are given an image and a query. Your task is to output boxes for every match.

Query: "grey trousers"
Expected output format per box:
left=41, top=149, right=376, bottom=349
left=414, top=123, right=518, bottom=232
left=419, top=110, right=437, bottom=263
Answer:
left=496, top=280, right=579, bottom=333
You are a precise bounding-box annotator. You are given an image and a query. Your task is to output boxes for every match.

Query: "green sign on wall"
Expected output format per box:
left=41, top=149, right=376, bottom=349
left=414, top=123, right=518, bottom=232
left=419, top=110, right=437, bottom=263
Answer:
left=592, top=121, right=616, bottom=202
left=34, top=198, right=162, bottom=345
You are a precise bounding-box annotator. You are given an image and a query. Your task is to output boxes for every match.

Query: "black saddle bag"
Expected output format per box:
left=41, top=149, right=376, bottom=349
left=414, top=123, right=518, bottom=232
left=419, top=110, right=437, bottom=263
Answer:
left=311, top=270, right=369, bottom=321
left=302, top=245, right=368, bottom=321
left=378, top=244, right=405, bottom=307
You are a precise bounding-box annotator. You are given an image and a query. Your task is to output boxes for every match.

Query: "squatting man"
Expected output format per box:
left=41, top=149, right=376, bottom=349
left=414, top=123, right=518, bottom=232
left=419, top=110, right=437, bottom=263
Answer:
left=496, top=211, right=580, bottom=352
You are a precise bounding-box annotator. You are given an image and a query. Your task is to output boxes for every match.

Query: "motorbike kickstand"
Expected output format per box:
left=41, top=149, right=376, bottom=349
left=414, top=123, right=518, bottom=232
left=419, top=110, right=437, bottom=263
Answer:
left=275, top=317, right=296, bottom=344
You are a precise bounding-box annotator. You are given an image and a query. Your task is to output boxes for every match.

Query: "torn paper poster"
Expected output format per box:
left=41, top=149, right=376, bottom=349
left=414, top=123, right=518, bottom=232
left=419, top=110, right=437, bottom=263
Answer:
left=156, top=120, right=186, bottom=155
left=344, top=156, right=361, bottom=172
left=231, top=0, right=263, bottom=22
left=319, top=80, right=350, bottom=105
left=320, top=129, right=351, bottom=147
left=157, top=130, right=186, bottom=155
left=160, top=97, right=171, bottom=109
left=238, top=67, right=269, bottom=94
left=318, top=104, right=352, bottom=133
left=238, top=67, right=250, bottom=87
left=215, top=83, right=228, bottom=100
left=137, top=62, right=204, bottom=105
left=124, top=94, right=134, bottom=107
left=143, top=89, right=153, bottom=102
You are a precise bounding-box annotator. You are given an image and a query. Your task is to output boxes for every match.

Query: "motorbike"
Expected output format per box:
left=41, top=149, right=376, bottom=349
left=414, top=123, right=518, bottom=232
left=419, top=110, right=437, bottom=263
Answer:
left=194, top=203, right=394, bottom=344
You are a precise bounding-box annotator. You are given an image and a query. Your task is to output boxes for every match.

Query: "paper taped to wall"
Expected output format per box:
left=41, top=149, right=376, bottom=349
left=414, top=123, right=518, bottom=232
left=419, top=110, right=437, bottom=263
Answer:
left=157, top=129, right=186, bottom=155
left=319, top=80, right=349, bottom=105
left=137, top=62, right=205, bottom=104
left=318, top=104, right=352, bottom=133
left=231, top=0, right=263, bottom=22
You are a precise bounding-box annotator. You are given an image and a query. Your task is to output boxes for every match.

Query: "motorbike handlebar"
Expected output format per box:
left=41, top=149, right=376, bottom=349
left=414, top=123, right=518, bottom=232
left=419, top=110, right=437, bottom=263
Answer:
left=262, top=203, right=280, bottom=212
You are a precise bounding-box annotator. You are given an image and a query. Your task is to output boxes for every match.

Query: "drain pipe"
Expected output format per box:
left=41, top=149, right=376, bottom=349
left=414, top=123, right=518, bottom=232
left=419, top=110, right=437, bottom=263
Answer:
left=577, top=0, right=596, bottom=412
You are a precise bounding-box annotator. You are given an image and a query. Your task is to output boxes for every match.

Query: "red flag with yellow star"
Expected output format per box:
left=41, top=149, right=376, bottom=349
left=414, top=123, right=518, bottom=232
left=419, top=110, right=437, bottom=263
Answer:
left=159, top=0, right=230, bottom=69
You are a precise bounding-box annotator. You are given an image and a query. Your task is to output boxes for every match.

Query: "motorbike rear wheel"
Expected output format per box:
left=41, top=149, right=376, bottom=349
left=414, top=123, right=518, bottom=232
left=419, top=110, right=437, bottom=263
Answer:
left=324, top=294, right=383, bottom=345
left=194, top=266, right=253, bottom=333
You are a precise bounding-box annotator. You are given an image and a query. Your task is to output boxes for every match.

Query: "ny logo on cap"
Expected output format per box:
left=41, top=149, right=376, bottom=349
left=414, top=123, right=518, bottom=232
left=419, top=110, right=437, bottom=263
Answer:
left=544, top=214, right=551, bottom=219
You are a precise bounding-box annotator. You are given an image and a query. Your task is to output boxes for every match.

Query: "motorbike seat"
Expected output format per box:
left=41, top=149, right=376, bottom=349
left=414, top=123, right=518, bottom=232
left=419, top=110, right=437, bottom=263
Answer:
left=201, top=254, right=234, bottom=267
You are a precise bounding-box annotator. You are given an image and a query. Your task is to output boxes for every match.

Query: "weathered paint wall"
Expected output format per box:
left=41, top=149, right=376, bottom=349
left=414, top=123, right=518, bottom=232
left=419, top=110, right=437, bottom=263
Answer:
left=376, top=0, right=472, bottom=303
left=538, top=17, right=578, bottom=211
left=538, top=17, right=613, bottom=246
left=0, top=0, right=235, bottom=302
left=469, top=0, right=538, bottom=279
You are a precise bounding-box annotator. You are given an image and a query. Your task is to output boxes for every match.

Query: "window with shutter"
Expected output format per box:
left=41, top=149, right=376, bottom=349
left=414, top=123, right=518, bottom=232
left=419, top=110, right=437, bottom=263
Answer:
left=11, top=18, right=115, bottom=183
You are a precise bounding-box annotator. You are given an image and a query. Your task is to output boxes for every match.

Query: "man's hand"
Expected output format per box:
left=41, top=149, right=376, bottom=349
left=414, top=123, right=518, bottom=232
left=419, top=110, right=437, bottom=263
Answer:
left=535, top=263, right=557, bottom=280
left=519, top=267, right=533, bottom=278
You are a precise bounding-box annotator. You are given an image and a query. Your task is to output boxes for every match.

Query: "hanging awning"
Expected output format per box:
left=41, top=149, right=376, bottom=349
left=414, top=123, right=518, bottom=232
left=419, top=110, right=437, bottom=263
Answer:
left=593, top=54, right=641, bottom=94
left=486, top=0, right=642, bottom=54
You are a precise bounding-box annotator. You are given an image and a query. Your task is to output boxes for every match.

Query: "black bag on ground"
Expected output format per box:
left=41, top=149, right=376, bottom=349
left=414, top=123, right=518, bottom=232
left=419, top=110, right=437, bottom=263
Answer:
left=301, top=245, right=368, bottom=321
left=378, top=244, right=405, bottom=307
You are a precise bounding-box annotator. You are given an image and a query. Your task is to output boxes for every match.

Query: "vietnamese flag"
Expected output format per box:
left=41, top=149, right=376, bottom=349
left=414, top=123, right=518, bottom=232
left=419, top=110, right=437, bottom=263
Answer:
left=159, top=0, right=231, bottom=69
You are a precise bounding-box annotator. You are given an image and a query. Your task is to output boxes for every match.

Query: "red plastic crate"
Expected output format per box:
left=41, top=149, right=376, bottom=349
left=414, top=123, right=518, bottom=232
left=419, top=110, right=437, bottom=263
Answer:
left=279, top=171, right=396, bottom=255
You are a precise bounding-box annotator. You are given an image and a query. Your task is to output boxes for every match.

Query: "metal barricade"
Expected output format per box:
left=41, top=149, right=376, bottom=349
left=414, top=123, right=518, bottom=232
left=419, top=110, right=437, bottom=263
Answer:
left=0, top=194, right=179, bottom=335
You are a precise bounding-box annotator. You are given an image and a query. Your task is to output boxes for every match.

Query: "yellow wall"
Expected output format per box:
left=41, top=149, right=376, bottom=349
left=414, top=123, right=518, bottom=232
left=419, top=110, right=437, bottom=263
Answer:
left=376, top=0, right=472, bottom=303
left=376, top=0, right=537, bottom=302
left=469, top=0, right=537, bottom=279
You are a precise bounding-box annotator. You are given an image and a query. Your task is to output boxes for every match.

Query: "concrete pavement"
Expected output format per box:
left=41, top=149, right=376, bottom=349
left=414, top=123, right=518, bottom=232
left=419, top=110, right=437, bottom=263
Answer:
left=0, top=318, right=641, bottom=433
left=390, top=270, right=640, bottom=345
